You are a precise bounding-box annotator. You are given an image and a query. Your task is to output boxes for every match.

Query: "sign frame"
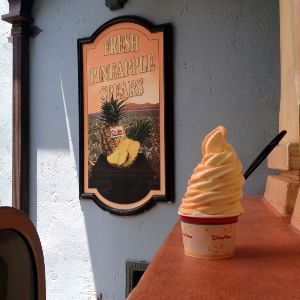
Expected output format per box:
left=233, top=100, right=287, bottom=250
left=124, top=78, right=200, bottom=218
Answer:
left=78, top=16, right=174, bottom=215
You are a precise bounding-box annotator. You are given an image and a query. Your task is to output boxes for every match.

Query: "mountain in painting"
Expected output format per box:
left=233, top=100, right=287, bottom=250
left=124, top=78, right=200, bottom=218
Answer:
left=124, top=102, right=159, bottom=111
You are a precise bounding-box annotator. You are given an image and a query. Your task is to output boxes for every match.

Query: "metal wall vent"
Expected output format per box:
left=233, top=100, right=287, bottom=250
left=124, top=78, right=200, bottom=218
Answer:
left=125, top=261, right=149, bottom=297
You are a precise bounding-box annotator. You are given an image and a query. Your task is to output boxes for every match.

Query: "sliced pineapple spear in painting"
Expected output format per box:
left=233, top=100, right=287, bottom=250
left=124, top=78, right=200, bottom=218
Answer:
left=106, top=118, right=152, bottom=168
left=107, top=138, right=140, bottom=168
left=99, top=97, right=127, bottom=155
left=107, top=146, right=128, bottom=167
left=123, top=140, right=140, bottom=167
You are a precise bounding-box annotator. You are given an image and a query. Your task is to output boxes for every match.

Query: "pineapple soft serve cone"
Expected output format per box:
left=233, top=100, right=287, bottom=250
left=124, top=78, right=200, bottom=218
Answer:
left=179, top=126, right=244, bottom=216
left=179, top=126, right=244, bottom=259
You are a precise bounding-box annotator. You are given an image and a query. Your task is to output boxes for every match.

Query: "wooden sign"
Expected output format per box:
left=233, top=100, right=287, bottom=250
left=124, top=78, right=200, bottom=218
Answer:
left=78, top=16, right=173, bottom=215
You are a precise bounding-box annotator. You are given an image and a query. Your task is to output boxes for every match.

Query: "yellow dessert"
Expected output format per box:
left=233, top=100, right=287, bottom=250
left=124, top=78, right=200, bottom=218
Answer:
left=179, top=126, right=245, bottom=216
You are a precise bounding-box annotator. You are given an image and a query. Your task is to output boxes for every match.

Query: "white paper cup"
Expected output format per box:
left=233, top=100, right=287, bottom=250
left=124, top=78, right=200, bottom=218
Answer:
left=178, top=212, right=239, bottom=259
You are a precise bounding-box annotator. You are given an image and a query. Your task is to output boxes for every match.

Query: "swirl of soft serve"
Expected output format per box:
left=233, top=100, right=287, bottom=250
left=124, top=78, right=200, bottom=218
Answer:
left=179, top=126, right=244, bottom=216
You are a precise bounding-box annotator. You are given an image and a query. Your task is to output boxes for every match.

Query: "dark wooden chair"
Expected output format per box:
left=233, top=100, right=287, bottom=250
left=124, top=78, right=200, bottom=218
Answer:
left=0, top=207, right=46, bottom=300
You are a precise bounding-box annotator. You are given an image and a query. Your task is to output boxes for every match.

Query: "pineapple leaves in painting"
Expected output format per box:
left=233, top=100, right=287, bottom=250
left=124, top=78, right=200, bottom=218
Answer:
left=127, top=118, right=152, bottom=144
left=100, top=98, right=127, bottom=125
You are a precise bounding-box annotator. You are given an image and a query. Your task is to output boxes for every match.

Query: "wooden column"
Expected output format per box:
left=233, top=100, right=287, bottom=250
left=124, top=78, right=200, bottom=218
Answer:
left=1, top=0, right=34, bottom=214
left=264, top=0, right=300, bottom=224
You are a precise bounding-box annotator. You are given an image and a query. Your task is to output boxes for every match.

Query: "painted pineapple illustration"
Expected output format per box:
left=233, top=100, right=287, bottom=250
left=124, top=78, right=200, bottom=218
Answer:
left=99, top=97, right=127, bottom=155
left=107, top=118, right=152, bottom=168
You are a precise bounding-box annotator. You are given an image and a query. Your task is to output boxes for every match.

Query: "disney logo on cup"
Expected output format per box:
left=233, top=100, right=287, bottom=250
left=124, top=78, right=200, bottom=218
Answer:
left=182, top=232, right=192, bottom=239
left=211, top=234, right=231, bottom=241
left=110, top=126, right=125, bottom=138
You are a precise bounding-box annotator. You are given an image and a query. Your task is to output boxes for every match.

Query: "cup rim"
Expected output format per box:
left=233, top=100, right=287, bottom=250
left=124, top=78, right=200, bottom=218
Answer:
left=178, top=211, right=241, bottom=218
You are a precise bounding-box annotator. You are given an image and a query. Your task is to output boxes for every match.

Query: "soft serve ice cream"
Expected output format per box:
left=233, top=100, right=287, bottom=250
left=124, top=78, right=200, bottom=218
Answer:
left=179, top=126, right=244, bottom=216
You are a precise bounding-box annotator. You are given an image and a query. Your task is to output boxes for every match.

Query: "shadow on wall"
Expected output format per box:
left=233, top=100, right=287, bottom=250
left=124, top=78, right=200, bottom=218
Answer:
left=79, top=198, right=179, bottom=299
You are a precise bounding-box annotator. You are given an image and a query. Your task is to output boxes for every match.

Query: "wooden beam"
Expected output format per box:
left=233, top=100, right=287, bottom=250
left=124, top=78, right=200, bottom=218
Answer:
left=267, top=143, right=300, bottom=170
left=264, top=0, right=300, bottom=215
left=1, top=0, right=34, bottom=214
left=264, top=175, right=299, bottom=216
left=291, top=190, right=300, bottom=231
left=279, top=0, right=300, bottom=144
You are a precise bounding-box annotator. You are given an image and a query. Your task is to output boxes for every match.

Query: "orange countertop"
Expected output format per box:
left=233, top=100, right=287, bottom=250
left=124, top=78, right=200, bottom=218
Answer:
left=129, top=197, right=300, bottom=299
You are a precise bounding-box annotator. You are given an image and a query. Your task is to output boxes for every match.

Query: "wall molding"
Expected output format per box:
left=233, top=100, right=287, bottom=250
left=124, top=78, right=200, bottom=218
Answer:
left=1, top=0, right=34, bottom=214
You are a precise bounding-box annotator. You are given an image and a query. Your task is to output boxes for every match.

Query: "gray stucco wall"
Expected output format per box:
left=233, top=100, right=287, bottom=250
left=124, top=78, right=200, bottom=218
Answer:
left=0, top=0, right=12, bottom=207
left=29, top=0, right=279, bottom=299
